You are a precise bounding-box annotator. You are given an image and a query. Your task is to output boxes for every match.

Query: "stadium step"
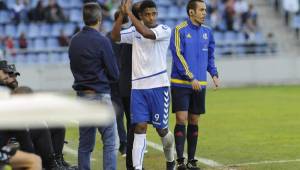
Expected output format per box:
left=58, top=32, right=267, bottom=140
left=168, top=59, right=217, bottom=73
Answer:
left=253, top=0, right=300, bottom=57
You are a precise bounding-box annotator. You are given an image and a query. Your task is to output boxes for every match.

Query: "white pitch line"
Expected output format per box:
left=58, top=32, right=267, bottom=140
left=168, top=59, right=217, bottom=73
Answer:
left=146, top=140, right=223, bottom=167
left=64, top=145, right=96, bottom=161
left=227, top=159, right=300, bottom=167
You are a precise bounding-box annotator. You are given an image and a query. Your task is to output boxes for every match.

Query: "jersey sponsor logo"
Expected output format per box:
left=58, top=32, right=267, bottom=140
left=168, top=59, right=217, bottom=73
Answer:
left=186, top=33, right=192, bottom=38
left=203, top=33, right=208, bottom=40
left=135, top=36, right=142, bottom=39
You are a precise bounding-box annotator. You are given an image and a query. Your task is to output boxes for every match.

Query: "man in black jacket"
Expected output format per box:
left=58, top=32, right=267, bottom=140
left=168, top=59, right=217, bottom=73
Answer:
left=69, top=2, right=119, bottom=170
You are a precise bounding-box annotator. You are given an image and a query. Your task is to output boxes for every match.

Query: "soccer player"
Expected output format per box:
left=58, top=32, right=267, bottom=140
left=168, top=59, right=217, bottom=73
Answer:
left=111, top=0, right=175, bottom=169
left=107, top=4, right=141, bottom=168
left=170, top=0, right=220, bottom=169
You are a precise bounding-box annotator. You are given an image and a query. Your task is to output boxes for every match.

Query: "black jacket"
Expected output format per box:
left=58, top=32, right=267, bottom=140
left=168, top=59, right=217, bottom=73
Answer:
left=69, top=26, right=119, bottom=93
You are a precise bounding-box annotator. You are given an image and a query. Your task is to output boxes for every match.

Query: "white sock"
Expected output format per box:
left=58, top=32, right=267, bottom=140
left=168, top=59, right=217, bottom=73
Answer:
left=161, top=131, right=175, bottom=162
left=132, top=133, right=147, bottom=169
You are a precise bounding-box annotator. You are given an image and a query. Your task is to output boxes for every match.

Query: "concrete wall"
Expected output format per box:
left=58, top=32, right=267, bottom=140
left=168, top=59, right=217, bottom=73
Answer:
left=16, top=56, right=300, bottom=91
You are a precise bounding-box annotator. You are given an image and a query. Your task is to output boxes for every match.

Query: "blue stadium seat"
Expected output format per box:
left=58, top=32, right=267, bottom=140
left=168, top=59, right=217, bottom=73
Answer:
left=213, top=31, right=224, bottom=42
left=5, top=0, right=15, bottom=9
left=70, top=0, right=82, bottom=8
left=0, top=11, right=11, bottom=24
left=40, top=23, right=51, bottom=37
left=51, top=23, right=63, bottom=37
left=64, top=23, right=76, bottom=36
left=214, top=46, right=223, bottom=56
left=165, top=19, right=176, bottom=28
left=33, top=38, right=46, bottom=50
left=26, top=39, right=33, bottom=49
left=218, top=21, right=227, bottom=31
left=61, top=52, right=69, bottom=64
left=29, top=0, right=39, bottom=8
left=58, top=0, right=71, bottom=8
left=37, top=53, right=49, bottom=64
left=157, top=0, right=172, bottom=6
left=168, top=6, right=179, bottom=19
left=4, top=24, right=17, bottom=38
left=48, top=52, right=61, bottom=63
left=254, top=32, right=265, bottom=43
left=17, top=23, right=28, bottom=37
left=157, top=6, right=168, bottom=19
left=102, top=20, right=112, bottom=32
left=46, top=37, right=59, bottom=48
left=13, top=39, right=19, bottom=48
left=41, top=0, right=50, bottom=7
left=27, top=53, right=39, bottom=63
left=158, top=19, right=165, bottom=25
left=236, top=45, right=246, bottom=54
left=179, top=8, right=186, bottom=19
left=28, top=23, right=40, bottom=38
left=236, top=32, right=246, bottom=43
left=15, top=53, right=30, bottom=64
left=222, top=44, right=233, bottom=55
left=175, top=19, right=184, bottom=26
left=70, top=9, right=82, bottom=22
left=224, top=31, right=236, bottom=43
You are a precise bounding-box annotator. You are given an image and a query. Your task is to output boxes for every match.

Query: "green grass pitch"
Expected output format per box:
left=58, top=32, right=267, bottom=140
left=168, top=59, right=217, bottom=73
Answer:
left=64, top=85, right=300, bottom=170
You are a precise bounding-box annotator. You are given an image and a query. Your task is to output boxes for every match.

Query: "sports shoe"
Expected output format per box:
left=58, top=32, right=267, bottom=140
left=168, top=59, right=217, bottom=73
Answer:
left=186, top=159, right=200, bottom=170
left=176, top=158, right=186, bottom=170
left=119, top=142, right=127, bottom=157
left=45, top=154, right=66, bottom=170
left=55, top=154, right=78, bottom=170
left=0, top=143, right=19, bottom=164
left=166, top=160, right=175, bottom=170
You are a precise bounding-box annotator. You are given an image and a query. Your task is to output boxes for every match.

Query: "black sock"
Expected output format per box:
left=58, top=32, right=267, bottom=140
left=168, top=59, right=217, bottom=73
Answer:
left=187, top=124, right=198, bottom=160
left=174, top=124, right=186, bottom=159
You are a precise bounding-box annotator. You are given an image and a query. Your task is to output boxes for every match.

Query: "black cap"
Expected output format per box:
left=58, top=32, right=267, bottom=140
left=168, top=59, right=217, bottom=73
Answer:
left=0, top=60, right=10, bottom=73
left=8, top=64, right=20, bottom=76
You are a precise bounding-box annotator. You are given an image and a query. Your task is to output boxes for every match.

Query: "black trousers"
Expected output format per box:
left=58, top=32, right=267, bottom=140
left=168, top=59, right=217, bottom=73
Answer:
left=30, top=128, right=54, bottom=167
left=122, top=96, right=135, bottom=169
left=0, top=130, right=34, bottom=153
left=50, top=128, right=66, bottom=155
left=30, top=127, right=66, bottom=167
left=111, top=95, right=127, bottom=144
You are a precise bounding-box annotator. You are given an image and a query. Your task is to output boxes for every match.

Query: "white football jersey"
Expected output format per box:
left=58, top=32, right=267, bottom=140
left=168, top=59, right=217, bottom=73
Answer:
left=120, top=24, right=171, bottom=89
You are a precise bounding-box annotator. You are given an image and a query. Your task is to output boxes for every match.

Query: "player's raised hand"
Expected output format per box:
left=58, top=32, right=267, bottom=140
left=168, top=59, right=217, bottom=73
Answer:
left=124, top=0, right=132, bottom=13
left=212, top=76, right=220, bottom=90
left=120, top=0, right=127, bottom=14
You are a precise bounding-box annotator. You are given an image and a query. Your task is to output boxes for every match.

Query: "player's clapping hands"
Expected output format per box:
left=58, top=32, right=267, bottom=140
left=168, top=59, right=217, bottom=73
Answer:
left=121, top=0, right=132, bottom=14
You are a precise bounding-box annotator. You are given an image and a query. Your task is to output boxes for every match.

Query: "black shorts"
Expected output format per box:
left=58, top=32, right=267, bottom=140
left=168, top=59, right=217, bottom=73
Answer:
left=171, top=86, right=206, bottom=115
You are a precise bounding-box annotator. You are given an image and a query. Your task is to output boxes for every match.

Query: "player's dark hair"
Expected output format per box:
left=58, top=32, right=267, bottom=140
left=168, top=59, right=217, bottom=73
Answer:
left=83, top=2, right=102, bottom=26
left=132, top=2, right=141, bottom=20
left=187, top=0, right=204, bottom=17
left=139, top=0, right=156, bottom=13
